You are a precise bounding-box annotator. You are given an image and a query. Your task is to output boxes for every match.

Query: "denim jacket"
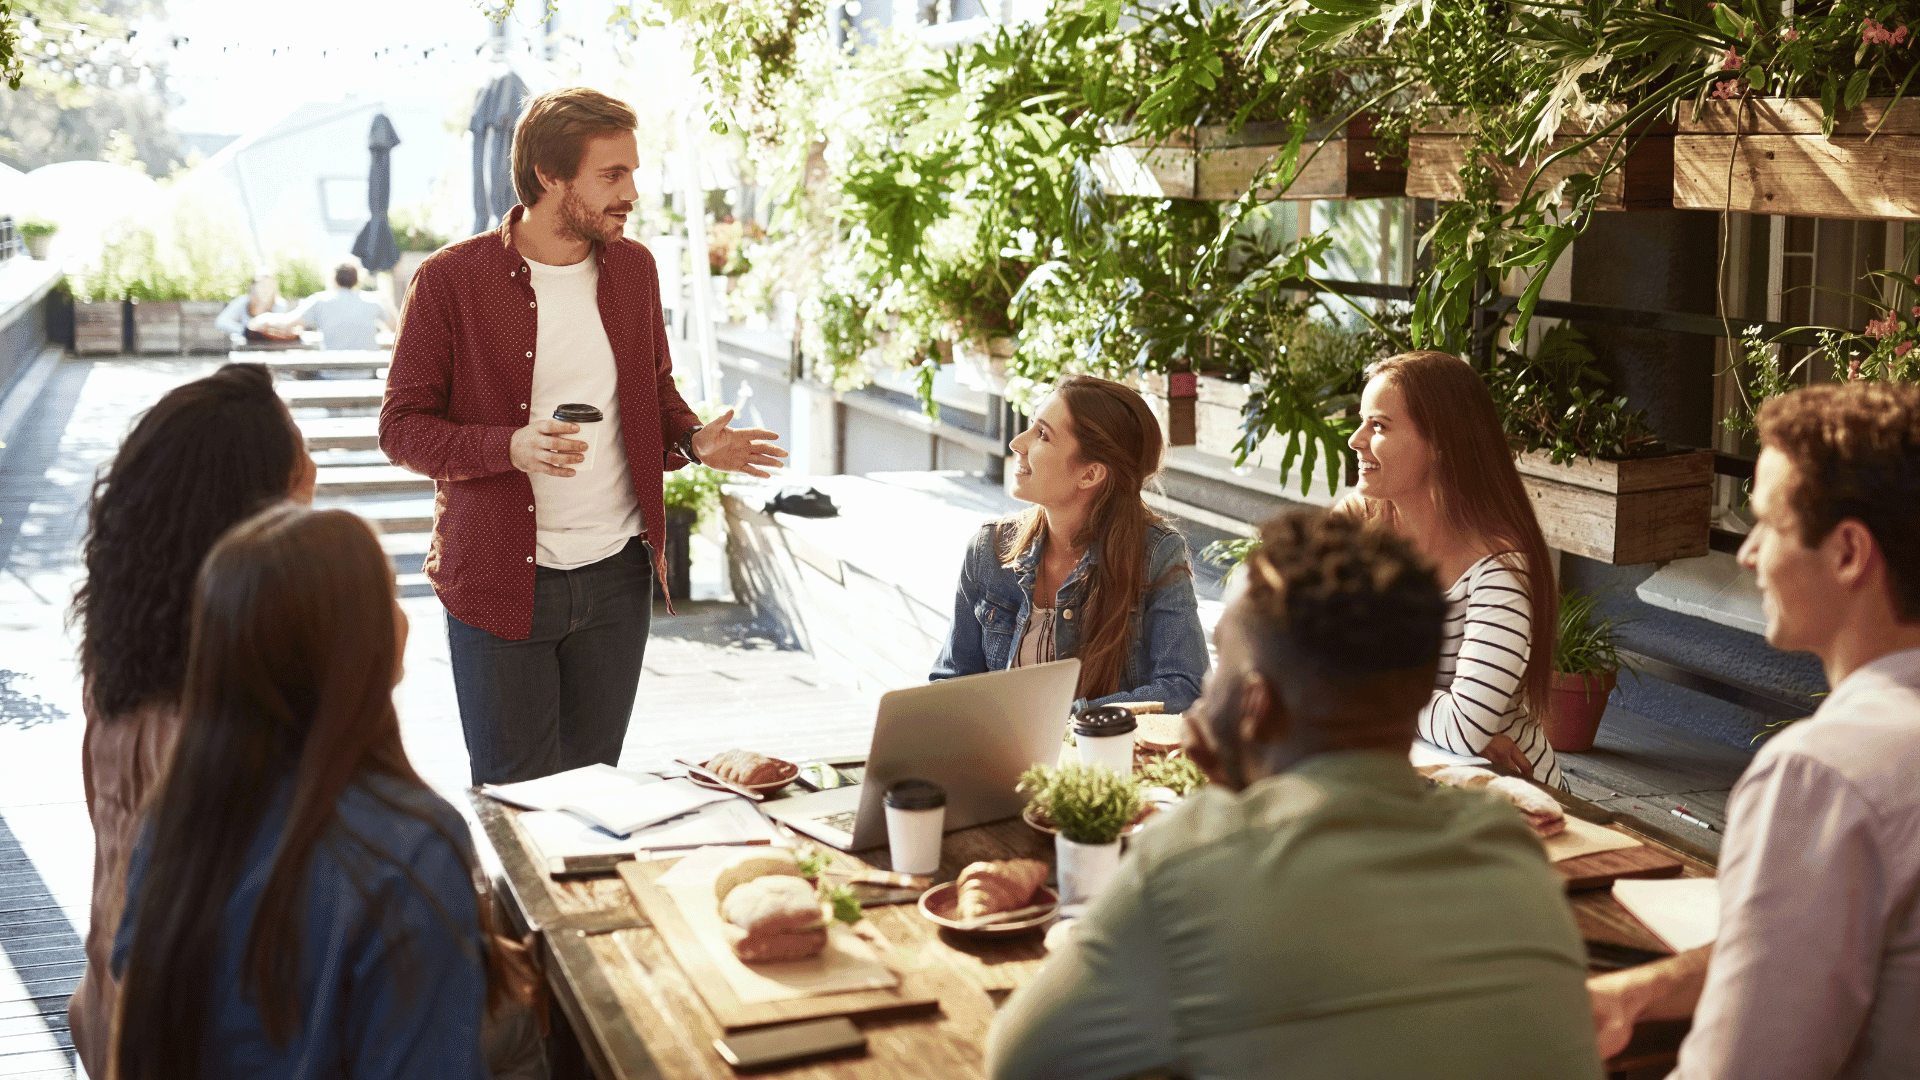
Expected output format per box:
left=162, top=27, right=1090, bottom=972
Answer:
left=930, top=518, right=1210, bottom=713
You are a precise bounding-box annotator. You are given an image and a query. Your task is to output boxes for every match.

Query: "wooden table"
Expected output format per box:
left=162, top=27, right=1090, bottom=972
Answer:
left=475, top=786, right=1716, bottom=1080
left=475, top=793, right=1056, bottom=1080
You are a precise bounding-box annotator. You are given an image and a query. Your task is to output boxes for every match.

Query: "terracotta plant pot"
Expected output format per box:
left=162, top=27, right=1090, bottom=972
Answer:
left=1546, top=669, right=1618, bottom=753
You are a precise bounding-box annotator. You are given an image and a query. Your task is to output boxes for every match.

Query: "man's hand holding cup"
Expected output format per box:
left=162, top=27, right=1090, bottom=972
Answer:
left=510, top=418, right=587, bottom=477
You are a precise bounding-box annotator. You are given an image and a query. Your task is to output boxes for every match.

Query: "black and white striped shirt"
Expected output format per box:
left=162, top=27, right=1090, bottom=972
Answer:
left=1420, top=553, right=1563, bottom=790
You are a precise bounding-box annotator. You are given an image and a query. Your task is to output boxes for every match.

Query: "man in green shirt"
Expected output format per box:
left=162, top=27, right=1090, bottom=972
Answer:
left=987, top=510, right=1603, bottom=1080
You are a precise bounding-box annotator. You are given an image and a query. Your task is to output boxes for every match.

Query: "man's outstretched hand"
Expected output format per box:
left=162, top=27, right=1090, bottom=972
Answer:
left=689, top=409, right=789, bottom=477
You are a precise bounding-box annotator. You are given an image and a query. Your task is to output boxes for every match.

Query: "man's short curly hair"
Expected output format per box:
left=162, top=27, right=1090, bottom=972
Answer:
left=1757, top=381, right=1920, bottom=620
left=1240, top=510, right=1447, bottom=685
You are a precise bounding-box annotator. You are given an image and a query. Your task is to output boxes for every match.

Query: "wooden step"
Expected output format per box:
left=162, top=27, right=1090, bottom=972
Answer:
left=298, top=416, right=380, bottom=451
left=314, top=465, right=432, bottom=497
left=279, top=379, right=385, bottom=411
left=316, top=497, right=435, bottom=536
left=240, top=349, right=390, bottom=375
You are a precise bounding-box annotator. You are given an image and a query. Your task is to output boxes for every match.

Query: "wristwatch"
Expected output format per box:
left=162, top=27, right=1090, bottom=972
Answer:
left=677, top=427, right=703, bottom=465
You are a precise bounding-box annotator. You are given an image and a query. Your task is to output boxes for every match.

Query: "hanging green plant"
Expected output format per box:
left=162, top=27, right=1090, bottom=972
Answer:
left=1486, top=324, right=1658, bottom=464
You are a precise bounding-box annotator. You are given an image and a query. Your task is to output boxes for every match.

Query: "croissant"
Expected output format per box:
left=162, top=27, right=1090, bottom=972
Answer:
left=708, top=748, right=792, bottom=786
left=955, top=859, right=1048, bottom=920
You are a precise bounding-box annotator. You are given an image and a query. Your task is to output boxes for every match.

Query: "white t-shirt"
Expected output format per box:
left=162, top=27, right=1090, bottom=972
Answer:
left=525, top=252, right=642, bottom=569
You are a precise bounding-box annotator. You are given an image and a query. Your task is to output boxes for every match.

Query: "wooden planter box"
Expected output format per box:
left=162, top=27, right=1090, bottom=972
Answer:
left=1139, top=373, right=1298, bottom=462
left=179, top=300, right=231, bottom=354
left=1675, top=97, right=1920, bottom=219
left=1096, top=117, right=1405, bottom=202
left=132, top=300, right=183, bottom=355
left=1515, top=448, right=1713, bottom=565
left=1409, top=106, right=1676, bottom=211
left=75, top=301, right=124, bottom=356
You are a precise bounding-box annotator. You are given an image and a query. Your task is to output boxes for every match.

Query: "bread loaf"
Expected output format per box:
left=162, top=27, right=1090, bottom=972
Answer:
left=1485, top=776, right=1567, bottom=838
left=955, top=859, right=1048, bottom=920
left=707, top=749, right=792, bottom=786
left=720, top=875, right=827, bottom=962
left=713, top=848, right=805, bottom=905
left=1426, top=765, right=1499, bottom=789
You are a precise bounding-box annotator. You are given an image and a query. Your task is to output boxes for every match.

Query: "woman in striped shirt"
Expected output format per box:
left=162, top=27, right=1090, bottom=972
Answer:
left=1339, top=352, right=1564, bottom=789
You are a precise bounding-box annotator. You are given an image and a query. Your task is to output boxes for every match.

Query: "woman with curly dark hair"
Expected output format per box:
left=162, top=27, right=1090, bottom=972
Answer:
left=65, top=363, right=313, bottom=1077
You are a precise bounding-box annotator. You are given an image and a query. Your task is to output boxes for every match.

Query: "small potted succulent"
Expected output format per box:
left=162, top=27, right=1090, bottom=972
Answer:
left=1547, top=590, right=1630, bottom=753
left=1018, top=762, right=1142, bottom=906
left=19, top=217, right=57, bottom=260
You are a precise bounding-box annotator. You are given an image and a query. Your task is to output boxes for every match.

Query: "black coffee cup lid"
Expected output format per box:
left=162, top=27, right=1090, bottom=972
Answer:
left=553, top=403, right=603, bottom=423
left=1072, top=705, right=1138, bottom=738
left=884, top=778, right=946, bottom=810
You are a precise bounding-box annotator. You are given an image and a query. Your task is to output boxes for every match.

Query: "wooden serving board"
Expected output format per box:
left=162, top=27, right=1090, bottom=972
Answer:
left=1557, top=844, right=1684, bottom=892
left=619, top=860, right=941, bottom=1031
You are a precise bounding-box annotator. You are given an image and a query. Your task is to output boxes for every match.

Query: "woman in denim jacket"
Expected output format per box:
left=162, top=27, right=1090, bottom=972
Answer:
left=932, top=375, right=1209, bottom=712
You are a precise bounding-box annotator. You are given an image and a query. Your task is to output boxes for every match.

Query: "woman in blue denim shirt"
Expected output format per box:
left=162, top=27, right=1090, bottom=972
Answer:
left=932, top=375, right=1209, bottom=712
left=110, top=506, right=536, bottom=1080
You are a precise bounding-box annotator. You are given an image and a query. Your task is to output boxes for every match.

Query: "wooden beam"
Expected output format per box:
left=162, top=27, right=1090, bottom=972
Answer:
left=1674, top=132, right=1920, bottom=219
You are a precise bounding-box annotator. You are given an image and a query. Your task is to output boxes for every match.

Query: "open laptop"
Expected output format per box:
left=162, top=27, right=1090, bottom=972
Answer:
left=765, top=658, right=1080, bottom=852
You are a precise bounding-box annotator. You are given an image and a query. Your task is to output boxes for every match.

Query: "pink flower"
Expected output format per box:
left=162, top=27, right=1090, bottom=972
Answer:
left=1898, top=341, right=1915, bottom=357
left=1722, top=45, right=1744, bottom=68
left=1862, top=17, right=1908, bottom=45
left=1865, top=312, right=1901, bottom=339
left=1850, top=357, right=1865, bottom=379
left=1909, top=305, right=1918, bottom=317
left=1712, top=79, right=1743, bottom=100
left=1783, top=28, right=1800, bottom=42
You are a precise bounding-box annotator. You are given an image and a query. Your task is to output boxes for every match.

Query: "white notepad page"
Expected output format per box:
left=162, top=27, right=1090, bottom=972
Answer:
left=1612, top=877, right=1721, bottom=953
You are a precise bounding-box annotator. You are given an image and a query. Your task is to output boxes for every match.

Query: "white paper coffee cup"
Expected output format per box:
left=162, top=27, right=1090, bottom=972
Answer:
left=1073, top=706, right=1138, bottom=775
left=883, top=779, right=946, bottom=876
left=552, top=403, right=603, bottom=473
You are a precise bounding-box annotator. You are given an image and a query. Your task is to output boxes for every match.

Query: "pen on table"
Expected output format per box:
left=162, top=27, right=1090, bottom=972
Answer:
left=1670, top=807, right=1716, bottom=831
left=644, top=839, right=773, bottom=854
left=553, top=839, right=773, bottom=875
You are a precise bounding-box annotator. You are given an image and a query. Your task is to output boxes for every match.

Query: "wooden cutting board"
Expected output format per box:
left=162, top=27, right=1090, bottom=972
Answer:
left=1557, top=843, right=1684, bottom=891
left=619, top=859, right=941, bottom=1030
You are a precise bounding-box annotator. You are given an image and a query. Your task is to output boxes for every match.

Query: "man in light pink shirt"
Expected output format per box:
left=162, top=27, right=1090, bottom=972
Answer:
left=1587, top=381, right=1920, bottom=1078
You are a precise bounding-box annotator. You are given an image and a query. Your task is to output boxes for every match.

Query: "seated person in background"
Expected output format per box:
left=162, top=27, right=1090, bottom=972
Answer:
left=987, top=509, right=1602, bottom=1080
left=1340, top=351, right=1562, bottom=786
left=65, top=363, right=315, bottom=1078
left=256, top=262, right=394, bottom=350
left=1587, top=381, right=1920, bottom=1078
left=932, top=375, right=1208, bottom=713
left=214, top=273, right=296, bottom=344
left=111, top=505, right=535, bottom=1079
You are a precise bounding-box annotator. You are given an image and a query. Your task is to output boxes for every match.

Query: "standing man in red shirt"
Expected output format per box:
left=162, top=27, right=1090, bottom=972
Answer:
left=381, top=88, right=785, bottom=785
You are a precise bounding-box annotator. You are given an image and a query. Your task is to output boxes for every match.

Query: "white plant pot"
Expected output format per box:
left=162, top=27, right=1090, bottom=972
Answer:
left=1054, top=834, right=1123, bottom=906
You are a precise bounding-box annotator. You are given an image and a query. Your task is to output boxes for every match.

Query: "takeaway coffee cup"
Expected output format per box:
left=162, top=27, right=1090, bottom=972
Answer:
left=1073, top=705, right=1137, bottom=775
left=883, top=778, right=946, bottom=876
left=552, top=403, right=603, bottom=472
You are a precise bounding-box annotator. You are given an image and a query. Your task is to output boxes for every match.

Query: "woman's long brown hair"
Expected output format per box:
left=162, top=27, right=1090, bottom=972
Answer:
left=1345, top=351, right=1558, bottom=720
left=74, top=363, right=301, bottom=719
left=111, top=506, right=534, bottom=1080
left=1001, top=375, right=1181, bottom=700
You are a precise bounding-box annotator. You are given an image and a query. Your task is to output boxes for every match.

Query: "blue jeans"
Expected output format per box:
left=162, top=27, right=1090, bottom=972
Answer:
left=448, top=537, right=654, bottom=786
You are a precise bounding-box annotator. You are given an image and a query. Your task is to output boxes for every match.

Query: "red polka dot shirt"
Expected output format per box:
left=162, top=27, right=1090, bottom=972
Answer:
left=379, top=206, right=701, bottom=640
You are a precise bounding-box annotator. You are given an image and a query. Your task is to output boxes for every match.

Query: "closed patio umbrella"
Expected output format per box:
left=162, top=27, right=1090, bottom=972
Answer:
left=470, top=72, right=528, bottom=234
left=350, top=113, right=401, bottom=274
